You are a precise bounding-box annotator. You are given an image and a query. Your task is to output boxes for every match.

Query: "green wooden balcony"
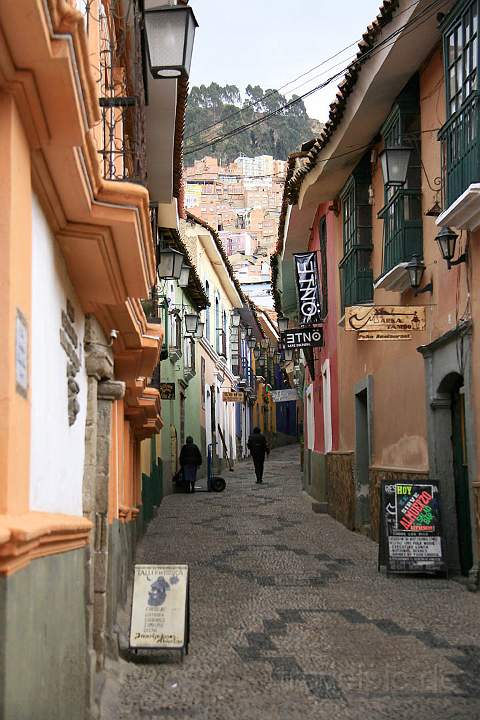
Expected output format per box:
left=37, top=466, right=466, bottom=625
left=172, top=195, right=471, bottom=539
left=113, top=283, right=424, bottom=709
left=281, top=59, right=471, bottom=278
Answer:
left=377, top=189, right=423, bottom=275
left=439, top=92, right=480, bottom=209
left=339, top=246, right=373, bottom=308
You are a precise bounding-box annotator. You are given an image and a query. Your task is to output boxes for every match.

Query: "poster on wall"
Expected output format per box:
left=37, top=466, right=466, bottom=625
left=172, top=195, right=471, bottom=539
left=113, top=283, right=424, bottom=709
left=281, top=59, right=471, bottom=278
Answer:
left=130, top=564, right=189, bottom=651
left=378, top=480, right=446, bottom=575
left=158, top=383, right=176, bottom=400
left=293, top=252, right=323, bottom=325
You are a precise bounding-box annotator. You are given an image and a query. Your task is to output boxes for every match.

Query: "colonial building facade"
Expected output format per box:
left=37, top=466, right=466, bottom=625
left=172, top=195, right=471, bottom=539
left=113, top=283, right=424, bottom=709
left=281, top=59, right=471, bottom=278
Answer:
left=273, top=0, right=480, bottom=582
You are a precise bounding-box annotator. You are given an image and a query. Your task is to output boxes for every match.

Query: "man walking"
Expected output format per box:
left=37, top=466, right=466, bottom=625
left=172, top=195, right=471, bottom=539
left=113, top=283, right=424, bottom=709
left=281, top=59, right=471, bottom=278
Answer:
left=179, top=436, right=202, bottom=493
left=247, top=427, right=269, bottom=484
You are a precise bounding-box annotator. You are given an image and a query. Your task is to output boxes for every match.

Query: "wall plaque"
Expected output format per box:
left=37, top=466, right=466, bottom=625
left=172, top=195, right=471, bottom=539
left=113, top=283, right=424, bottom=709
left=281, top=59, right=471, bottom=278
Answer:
left=378, top=480, right=446, bottom=575
left=15, top=309, right=28, bottom=398
left=130, top=564, right=190, bottom=652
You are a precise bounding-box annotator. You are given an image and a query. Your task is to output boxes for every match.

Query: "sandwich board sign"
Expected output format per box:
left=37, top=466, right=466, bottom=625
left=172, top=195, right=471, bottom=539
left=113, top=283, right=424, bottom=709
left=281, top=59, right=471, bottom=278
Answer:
left=378, top=480, right=446, bottom=575
left=130, top=564, right=190, bottom=654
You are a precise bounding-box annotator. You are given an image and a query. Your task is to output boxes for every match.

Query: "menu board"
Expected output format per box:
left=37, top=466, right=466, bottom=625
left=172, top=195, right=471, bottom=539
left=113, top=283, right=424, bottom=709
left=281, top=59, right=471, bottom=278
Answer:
left=130, top=564, right=189, bottom=651
left=378, top=480, right=446, bottom=575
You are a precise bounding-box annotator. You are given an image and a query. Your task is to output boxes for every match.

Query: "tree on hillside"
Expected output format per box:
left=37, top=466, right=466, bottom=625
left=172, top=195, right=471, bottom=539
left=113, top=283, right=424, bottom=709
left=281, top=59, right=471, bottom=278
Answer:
left=184, top=83, right=314, bottom=164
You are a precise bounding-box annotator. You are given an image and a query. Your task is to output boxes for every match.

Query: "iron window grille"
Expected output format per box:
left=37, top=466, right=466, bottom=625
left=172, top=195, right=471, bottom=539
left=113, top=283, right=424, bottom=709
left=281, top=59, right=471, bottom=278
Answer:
left=339, top=154, right=373, bottom=309
left=377, top=76, right=423, bottom=276
left=439, top=0, right=480, bottom=207
left=97, top=0, right=147, bottom=183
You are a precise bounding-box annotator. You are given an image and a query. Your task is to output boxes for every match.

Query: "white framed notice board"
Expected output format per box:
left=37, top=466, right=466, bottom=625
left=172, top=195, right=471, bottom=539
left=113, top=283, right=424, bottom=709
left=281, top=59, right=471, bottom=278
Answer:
left=129, top=564, right=190, bottom=653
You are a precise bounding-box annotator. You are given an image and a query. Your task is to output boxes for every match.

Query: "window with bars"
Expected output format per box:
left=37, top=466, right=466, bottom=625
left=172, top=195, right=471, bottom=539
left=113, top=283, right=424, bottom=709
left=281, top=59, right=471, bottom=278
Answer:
left=339, top=154, right=373, bottom=309
left=378, top=76, right=422, bottom=275
left=439, top=0, right=480, bottom=207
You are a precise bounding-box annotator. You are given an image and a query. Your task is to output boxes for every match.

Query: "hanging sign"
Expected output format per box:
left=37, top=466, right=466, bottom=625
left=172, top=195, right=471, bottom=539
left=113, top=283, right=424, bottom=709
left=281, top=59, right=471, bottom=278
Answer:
left=158, top=383, right=176, bottom=400
left=345, top=305, right=426, bottom=333
left=280, top=326, right=324, bottom=349
left=270, top=388, right=298, bottom=402
left=223, top=391, right=244, bottom=402
left=130, top=564, right=190, bottom=651
left=293, top=252, right=323, bottom=325
left=378, top=480, right=446, bottom=575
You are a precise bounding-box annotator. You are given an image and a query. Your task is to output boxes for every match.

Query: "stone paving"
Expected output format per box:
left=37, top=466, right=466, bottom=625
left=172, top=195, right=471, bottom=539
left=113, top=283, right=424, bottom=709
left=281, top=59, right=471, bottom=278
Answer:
left=103, top=445, right=480, bottom=720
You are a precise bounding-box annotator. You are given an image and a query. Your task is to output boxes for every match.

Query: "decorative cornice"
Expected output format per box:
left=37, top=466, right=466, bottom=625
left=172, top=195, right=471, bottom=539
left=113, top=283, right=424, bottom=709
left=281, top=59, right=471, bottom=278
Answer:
left=0, top=511, right=92, bottom=575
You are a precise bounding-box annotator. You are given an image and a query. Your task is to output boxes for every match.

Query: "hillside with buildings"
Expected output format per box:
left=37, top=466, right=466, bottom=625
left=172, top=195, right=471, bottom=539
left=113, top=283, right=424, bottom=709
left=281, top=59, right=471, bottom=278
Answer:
left=185, top=154, right=287, bottom=309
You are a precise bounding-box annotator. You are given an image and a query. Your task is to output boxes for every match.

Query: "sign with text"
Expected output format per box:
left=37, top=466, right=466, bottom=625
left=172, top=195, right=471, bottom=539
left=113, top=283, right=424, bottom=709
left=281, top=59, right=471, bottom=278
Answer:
left=378, top=480, right=446, bottom=575
left=358, top=331, right=412, bottom=341
left=345, top=305, right=426, bottom=333
left=130, top=564, right=189, bottom=650
left=293, top=252, right=323, bottom=325
left=280, top=326, right=324, bottom=349
left=223, top=391, right=244, bottom=402
left=270, top=388, right=299, bottom=403
left=158, top=383, right=175, bottom=400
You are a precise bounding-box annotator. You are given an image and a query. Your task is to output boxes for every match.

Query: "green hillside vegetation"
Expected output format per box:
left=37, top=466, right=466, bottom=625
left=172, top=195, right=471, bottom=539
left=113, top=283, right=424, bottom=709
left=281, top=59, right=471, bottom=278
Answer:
left=184, top=83, right=317, bottom=164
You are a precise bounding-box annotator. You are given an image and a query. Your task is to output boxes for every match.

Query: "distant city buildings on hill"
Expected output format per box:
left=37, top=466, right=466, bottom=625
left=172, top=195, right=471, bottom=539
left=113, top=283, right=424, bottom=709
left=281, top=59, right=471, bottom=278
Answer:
left=185, top=154, right=286, bottom=309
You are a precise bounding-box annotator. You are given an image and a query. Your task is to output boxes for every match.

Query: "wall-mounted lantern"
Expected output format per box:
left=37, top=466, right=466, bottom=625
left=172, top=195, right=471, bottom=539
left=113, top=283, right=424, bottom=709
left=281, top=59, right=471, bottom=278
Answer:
left=246, top=327, right=253, bottom=337
left=240, top=328, right=247, bottom=341
left=144, top=4, right=199, bottom=79
left=284, top=348, right=293, bottom=362
left=178, top=263, right=191, bottom=288
left=231, top=309, right=241, bottom=327
left=379, top=145, right=412, bottom=187
left=247, top=337, right=256, bottom=350
left=194, top=321, right=204, bottom=339
left=184, top=311, right=199, bottom=335
left=277, top=316, right=289, bottom=333
left=435, top=226, right=466, bottom=270
left=158, top=246, right=184, bottom=280
left=253, top=347, right=261, bottom=360
left=406, top=254, right=432, bottom=296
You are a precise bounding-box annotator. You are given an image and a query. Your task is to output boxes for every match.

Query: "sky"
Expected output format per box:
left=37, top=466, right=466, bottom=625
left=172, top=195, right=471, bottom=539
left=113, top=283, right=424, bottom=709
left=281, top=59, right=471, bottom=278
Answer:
left=188, top=0, right=384, bottom=122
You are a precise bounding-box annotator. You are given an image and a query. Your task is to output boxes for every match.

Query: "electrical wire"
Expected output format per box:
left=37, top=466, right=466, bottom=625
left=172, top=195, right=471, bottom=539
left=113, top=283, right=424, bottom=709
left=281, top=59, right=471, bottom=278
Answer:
left=184, top=0, right=429, bottom=142
left=185, top=0, right=448, bottom=157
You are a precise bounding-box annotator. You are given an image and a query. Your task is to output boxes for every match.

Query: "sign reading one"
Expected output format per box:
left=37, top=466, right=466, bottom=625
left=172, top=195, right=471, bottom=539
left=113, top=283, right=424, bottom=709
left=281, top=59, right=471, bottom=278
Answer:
left=345, top=305, right=426, bottom=334
left=223, top=391, right=244, bottom=402
left=378, top=480, right=446, bottom=575
left=270, top=388, right=299, bottom=403
left=158, top=383, right=176, bottom=400
left=280, top=326, right=324, bottom=349
left=293, top=252, right=323, bottom=325
left=130, top=564, right=189, bottom=651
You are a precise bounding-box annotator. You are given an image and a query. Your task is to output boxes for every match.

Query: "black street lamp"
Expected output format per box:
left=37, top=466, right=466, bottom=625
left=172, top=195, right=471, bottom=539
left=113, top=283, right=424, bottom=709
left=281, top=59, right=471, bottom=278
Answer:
left=253, top=347, right=261, bottom=360
left=231, top=309, right=241, bottom=327
left=247, top=337, right=256, bottom=350
left=435, top=226, right=466, bottom=270
left=158, top=246, right=184, bottom=280
left=406, top=254, right=432, bottom=296
left=144, top=4, right=199, bottom=79
left=194, top=321, right=204, bottom=339
left=379, top=146, right=412, bottom=187
left=177, top=263, right=191, bottom=288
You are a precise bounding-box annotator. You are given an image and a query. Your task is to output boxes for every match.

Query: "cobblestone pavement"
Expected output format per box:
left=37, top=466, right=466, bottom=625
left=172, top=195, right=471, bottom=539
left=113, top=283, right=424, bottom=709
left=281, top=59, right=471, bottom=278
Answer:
left=104, top=445, right=480, bottom=720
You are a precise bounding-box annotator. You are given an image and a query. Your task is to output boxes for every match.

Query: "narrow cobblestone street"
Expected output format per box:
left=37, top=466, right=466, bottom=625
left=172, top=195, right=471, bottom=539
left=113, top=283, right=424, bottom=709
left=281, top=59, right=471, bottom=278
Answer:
left=104, top=446, right=480, bottom=720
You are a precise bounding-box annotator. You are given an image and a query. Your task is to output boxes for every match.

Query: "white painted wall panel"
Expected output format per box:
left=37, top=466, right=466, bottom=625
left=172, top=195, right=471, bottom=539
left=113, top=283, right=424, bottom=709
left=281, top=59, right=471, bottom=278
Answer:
left=30, top=195, right=88, bottom=516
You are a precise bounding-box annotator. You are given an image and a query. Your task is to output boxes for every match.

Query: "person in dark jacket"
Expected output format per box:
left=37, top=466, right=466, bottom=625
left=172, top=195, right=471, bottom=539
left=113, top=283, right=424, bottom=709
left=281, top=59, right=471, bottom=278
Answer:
left=179, top=436, right=202, bottom=493
left=247, top=427, right=269, bottom=484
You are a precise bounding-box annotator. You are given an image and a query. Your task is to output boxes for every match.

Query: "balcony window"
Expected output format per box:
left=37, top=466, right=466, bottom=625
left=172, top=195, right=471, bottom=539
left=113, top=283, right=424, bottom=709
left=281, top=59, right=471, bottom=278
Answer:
left=339, top=154, right=373, bottom=308
left=439, top=0, right=480, bottom=208
left=377, top=77, right=422, bottom=278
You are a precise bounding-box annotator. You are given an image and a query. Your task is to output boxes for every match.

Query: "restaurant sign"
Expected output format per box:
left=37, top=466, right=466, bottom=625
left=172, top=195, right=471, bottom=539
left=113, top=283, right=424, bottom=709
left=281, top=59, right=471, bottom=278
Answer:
left=280, top=326, right=324, bottom=350
left=223, top=391, right=244, bottom=402
left=158, top=383, right=176, bottom=400
left=130, top=564, right=189, bottom=651
left=293, top=252, right=323, bottom=325
left=345, top=305, right=426, bottom=334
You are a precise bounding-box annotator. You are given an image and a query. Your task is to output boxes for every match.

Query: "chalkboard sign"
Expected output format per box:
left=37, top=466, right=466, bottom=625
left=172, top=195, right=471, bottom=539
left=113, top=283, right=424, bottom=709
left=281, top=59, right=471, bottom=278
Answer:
left=378, top=480, right=446, bottom=575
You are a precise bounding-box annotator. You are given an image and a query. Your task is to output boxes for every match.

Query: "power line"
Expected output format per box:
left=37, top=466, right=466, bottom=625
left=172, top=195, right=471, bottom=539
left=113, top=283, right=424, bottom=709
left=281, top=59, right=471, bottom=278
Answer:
left=184, top=0, right=428, bottom=143
left=184, top=0, right=447, bottom=158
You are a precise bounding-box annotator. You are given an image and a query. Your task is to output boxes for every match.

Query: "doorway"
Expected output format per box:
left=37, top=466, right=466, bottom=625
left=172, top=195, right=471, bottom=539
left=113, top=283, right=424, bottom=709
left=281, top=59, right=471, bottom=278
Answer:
left=355, top=377, right=372, bottom=531
left=451, top=380, right=473, bottom=575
